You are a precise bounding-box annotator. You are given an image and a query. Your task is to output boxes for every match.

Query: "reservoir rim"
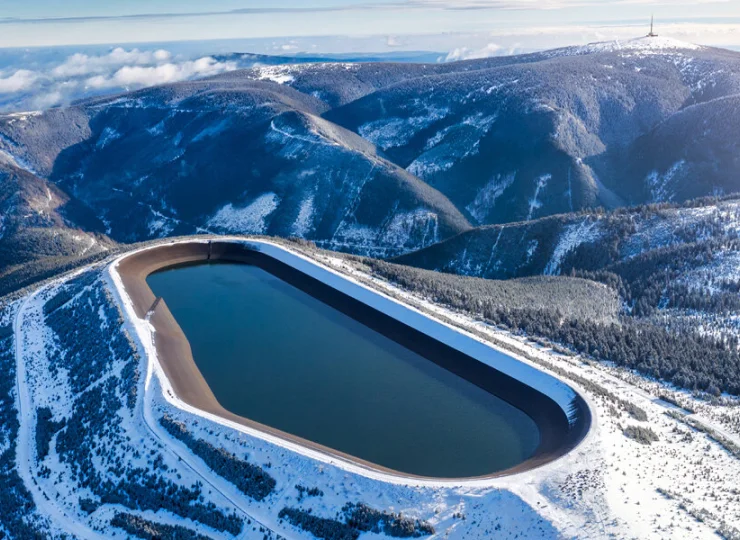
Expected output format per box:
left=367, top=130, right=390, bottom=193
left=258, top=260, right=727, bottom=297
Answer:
left=114, top=238, right=593, bottom=481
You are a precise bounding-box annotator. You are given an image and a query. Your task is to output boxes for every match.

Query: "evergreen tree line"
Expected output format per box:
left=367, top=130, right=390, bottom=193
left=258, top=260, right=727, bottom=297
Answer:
left=35, top=407, right=66, bottom=462
left=278, top=502, right=434, bottom=540
left=159, top=415, right=276, bottom=502
left=366, top=259, right=740, bottom=396
left=110, top=512, right=212, bottom=540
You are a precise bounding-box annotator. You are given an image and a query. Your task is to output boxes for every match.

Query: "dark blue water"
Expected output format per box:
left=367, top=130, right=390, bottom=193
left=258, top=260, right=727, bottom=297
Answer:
left=148, top=262, right=539, bottom=477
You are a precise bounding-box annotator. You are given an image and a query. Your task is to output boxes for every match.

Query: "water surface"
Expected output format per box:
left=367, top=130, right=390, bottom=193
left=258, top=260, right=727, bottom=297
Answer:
left=148, top=262, right=539, bottom=477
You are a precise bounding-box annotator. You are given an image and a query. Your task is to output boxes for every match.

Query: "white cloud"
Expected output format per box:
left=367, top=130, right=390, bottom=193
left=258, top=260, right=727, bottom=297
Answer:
left=0, top=69, right=39, bottom=94
left=85, top=57, right=235, bottom=89
left=51, top=47, right=173, bottom=78
left=269, top=40, right=299, bottom=53
left=29, top=90, right=64, bottom=109
left=445, top=43, right=504, bottom=61
left=0, top=48, right=237, bottom=112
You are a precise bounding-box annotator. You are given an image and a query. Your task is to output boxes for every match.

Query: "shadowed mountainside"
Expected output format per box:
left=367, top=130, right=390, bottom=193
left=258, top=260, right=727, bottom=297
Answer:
left=2, top=80, right=471, bottom=259
left=0, top=160, right=113, bottom=294
left=2, top=37, right=740, bottom=290
left=323, top=39, right=740, bottom=224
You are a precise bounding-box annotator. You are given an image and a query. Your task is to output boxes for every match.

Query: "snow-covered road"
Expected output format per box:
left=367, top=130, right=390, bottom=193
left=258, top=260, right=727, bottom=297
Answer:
left=13, top=285, right=101, bottom=539
left=108, top=257, right=301, bottom=538
left=12, top=259, right=289, bottom=538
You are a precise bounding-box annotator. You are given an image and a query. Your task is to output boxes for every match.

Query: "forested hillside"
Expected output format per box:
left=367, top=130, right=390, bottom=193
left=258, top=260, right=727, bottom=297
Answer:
left=0, top=160, right=113, bottom=295
left=392, top=197, right=740, bottom=394
left=1, top=37, right=740, bottom=282
left=362, top=256, right=740, bottom=396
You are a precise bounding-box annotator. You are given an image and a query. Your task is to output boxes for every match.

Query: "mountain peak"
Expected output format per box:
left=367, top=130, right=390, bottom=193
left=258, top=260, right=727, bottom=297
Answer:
left=545, top=36, right=704, bottom=59
left=578, top=36, right=703, bottom=54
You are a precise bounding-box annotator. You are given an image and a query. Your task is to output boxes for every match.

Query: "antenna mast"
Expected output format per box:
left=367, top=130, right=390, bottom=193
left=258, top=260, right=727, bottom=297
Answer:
left=647, top=15, right=658, bottom=37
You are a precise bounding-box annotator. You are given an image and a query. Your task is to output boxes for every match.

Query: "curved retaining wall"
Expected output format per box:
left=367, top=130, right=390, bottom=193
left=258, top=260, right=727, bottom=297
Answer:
left=116, top=239, right=592, bottom=480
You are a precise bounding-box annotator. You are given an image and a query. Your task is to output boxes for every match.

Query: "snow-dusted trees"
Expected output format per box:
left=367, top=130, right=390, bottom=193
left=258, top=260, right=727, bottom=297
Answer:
left=278, top=502, right=435, bottom=540
left=364, top=258, right=740, bottom=395
left=0, top=306, right=47, bottom=538
left=110, top=512, right=212, bottom=540
left=42, top=272, right=243, bottom=535
left=35, top=407, right=65, bottom=462
left=159, top=415, right=276, bottom=501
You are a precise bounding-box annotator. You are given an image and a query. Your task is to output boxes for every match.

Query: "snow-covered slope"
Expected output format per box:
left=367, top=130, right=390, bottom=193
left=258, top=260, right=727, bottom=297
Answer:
left=397, top=198, right=740, bottom=278
left=3, top=238, right=740, bottom=539
left=619, top=95, right=740, bottom=203
left=324, top=40, right=740, bottom=224
left=0, top=80, right=470, bottom=259
left=548, top=36, right=703, bottom=56
left=1, top=39, right=740, bottom=290
left=396, top=197, right=740, bottom=349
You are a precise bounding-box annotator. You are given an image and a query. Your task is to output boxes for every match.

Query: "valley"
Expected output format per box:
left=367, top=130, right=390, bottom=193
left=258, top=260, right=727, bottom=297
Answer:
left=2, top=36, right=740, bottom=283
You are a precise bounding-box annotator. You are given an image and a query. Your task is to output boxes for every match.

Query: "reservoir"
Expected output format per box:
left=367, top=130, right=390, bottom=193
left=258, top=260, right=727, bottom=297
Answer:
left=147, top=261, right=541, bottom=477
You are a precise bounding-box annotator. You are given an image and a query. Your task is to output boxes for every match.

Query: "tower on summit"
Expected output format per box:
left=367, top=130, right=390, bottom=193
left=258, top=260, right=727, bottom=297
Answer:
left=647, top=15, right=658, bottom=37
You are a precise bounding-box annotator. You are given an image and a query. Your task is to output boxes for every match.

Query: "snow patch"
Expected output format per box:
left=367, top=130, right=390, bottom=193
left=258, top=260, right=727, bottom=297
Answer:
left=406, top=155, right=455, bottom=178
left=466, top=172, right=516, bottom=224
left=406, top=112, right=497, bottom=180
left=96, top=127, right=120, bottom=149
left=252, top=65, right=296, bottom=84
left=147, top=215, right=175, bottom=237
left=527, top=174, right=551, bottom=220
left=146, top=120, right=165, bottom=136
left=678, top=250, right=740, bottom=294
left=358, top=106, right=448, bottom=150
left=646, top=160, right=686, bottom=202
left=545, top=219, right=603, bottom=275
left=551, top=36, right=702, bottom=57
left=328, top=209, right=440, bottom=257
left=192, top=118, right=231, bottom=142
left=380, top=208, right=439, bottom=249
left=291, top=194, right=315, bottom=238
left=207, top=192, right=279, bottom=234
left=462, top=112, right=498, bottom=131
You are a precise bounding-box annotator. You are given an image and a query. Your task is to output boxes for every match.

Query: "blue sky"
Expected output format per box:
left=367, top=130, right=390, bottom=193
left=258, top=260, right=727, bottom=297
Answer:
left=2, top=0, right=739, bottom=51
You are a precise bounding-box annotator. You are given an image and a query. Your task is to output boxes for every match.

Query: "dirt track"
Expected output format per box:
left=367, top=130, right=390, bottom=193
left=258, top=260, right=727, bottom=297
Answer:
left=116, top=240, right=591, bottom=480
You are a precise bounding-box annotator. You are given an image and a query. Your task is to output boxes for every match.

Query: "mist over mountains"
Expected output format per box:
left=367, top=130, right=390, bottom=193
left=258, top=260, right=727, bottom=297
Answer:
left=0, top=45, right=444, bottom=113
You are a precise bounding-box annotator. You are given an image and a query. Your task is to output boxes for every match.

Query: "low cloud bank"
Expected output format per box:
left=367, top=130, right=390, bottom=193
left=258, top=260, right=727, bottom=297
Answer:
left=445, top=43, right=506, bottom=61
left=0, top=47, right=236, bottom=112
left=0, top=69, right=39, bottom=94
left=86, top=56, right=232, bottom=89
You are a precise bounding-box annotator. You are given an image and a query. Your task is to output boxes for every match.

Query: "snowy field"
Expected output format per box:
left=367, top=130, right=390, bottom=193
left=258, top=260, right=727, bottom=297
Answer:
left=4, top=237, right=740, bottom=539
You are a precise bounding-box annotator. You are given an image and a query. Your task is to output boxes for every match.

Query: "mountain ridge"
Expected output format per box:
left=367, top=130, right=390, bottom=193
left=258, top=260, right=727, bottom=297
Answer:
left=1, top=37, right=739, bottom=292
